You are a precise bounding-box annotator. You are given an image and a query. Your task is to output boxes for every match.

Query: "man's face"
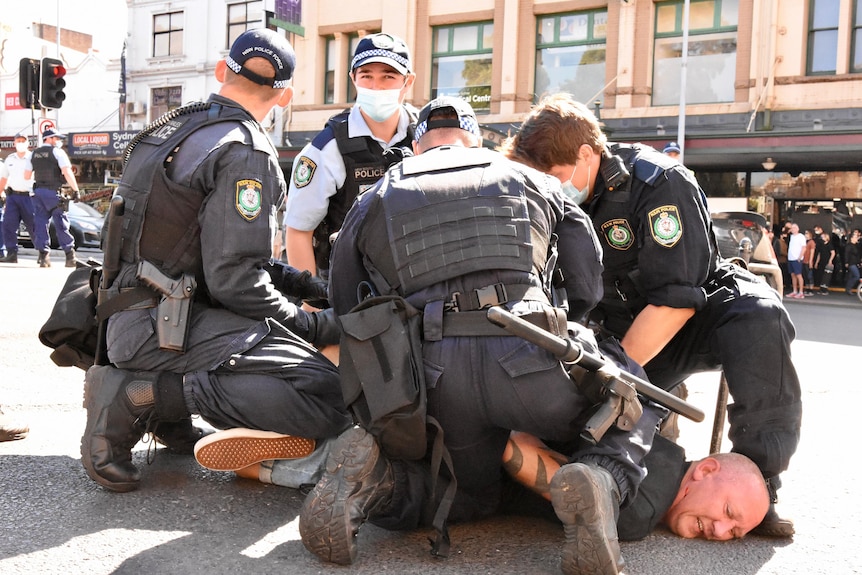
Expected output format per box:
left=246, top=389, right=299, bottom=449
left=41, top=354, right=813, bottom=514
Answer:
left=352, top=62, right=410, bottom=93
left=663, top=459, right=769, bottom=541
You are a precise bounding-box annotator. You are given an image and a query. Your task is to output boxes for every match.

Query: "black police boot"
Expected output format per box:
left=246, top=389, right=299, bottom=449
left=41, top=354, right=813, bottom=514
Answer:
left=65, top=248, right=77, bottom=268
left=751, top=476, right=795, bottom=538
left=299, top=426, right=395, bottom=565
left=153, top=419, right=213, bottom=455
left=0, top=251, right=17, bottom=264
left=37, top=251, right=50, bottom=268
left=81, top=365, right=188, bottom=492
left=551, top=462, right=624, bottom=575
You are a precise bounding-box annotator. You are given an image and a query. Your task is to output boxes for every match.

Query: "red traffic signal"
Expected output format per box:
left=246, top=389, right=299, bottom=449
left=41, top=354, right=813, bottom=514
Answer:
left=39, top=57, right=66, bottom=109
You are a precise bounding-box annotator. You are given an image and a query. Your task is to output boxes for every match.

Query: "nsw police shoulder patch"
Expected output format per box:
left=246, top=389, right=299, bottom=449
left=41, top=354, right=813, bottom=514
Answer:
left=236, top=179, right=263, bottom=221
left=601, top=218, right=634, bottom=251
left=648, top=204, right=683, bottom=248
left=293, top=156, right=316, bottom=188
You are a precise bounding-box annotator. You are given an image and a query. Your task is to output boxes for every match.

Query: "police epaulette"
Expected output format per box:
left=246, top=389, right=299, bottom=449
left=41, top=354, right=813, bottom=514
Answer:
left=122, top=101, right=212, bottom=165
left=632, top=157, right=667, bottom=187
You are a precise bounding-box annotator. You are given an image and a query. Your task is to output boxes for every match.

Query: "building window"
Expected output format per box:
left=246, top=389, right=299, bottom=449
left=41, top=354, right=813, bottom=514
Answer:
left=853, top=0, right=862, bottom=73
left=227, top=1, right=264, bottom=49
left=153, top=11, right=184, bottom=57
left=324, top=33, right=361, bottom=104
left=151, top=86, right=183, bottom=119
left=431, top=22, right=494, bottom=114
left=653, top=0, right=738, bottom=106
left=535, top=10, right=607, bottom=105
left=808, top=0, right=840, bottom=75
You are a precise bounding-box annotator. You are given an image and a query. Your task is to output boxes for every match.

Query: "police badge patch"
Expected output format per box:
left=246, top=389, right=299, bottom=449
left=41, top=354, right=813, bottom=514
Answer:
left=601, top=218, right=634, bottom=251
left=293, top=156, right=316, bottom=188
left=236, top=179, right=263, bottom=221
left=648, top=205, right=683, bottom=248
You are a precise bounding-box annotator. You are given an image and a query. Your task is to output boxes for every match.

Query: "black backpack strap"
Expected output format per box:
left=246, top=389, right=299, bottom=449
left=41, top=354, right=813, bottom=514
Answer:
left=426, top=415, right=456, bottom=558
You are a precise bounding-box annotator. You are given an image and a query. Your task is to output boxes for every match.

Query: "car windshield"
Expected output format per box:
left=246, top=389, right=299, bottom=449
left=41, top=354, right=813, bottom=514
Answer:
left=71, top=202, right=104, bottom=218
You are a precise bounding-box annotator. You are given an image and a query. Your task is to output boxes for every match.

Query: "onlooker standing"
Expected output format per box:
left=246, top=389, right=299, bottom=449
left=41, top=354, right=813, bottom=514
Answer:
left=843, top=229, right=861, bottom=295
left=814, top=228, right=836, bottom=294
left=30, top=128, right=80, bottom=268
left=284, top=33, right=416, bottom=282
left=802, top=229, right=816, bottom=295
left=662, top=141, right=681, bottom=160
left=773, top=222, right=790, bottom=294
left=785, top=223, right=806, bottom=298
left=0, top=135, right=36, bottom=264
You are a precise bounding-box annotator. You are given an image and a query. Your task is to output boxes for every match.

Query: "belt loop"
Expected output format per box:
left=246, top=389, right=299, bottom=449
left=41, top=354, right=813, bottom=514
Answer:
left=424, top=299, right=444, bottom=342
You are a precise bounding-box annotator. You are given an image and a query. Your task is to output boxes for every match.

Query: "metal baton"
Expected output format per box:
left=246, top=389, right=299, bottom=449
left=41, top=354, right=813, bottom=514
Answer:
left=486, top=306, right=705, bottom=422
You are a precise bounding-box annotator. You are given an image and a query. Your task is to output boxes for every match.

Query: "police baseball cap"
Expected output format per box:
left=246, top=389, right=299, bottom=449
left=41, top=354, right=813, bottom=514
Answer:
left=663, top=141, right=681, bottom=154
left=226, top=28, right=296, bottom=88
left=351, top=33, right=411, bottom=75
left=414, top=96, right=481, bottom=141
left=41, top=128, right=65, bottom=140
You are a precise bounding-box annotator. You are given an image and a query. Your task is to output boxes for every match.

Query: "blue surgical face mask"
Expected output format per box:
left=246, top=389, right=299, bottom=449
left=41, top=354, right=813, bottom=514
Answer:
left=561, top=163, right=591, bottom=205
left=355, top=86, right=403, bottom=123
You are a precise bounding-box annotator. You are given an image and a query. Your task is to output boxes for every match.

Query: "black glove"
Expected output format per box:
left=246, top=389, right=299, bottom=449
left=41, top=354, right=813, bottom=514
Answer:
left=310, top=307, right=341, bottom=347
left=382, top=146, right=413, bottom=168
left=265, top=259, right=328, bottom=306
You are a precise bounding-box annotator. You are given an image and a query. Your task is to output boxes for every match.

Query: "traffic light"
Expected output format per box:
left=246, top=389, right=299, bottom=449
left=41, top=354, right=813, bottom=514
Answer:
left=18, top=58, right=40, bottom=109
left=39, top=57, right=66, bottom=109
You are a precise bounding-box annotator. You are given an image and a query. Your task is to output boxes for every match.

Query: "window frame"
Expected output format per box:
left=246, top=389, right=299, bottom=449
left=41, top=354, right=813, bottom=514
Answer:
left=152, top=11, right=184, bottom=58
left=534, top=9, right=608, bottom=104
left=807, top=0, right=841, bottom=75
left=652, top=0, right=739, bottom=106
left=430, top=21, right=494, bottom=113
left=226, top=1, right=264, bottom=50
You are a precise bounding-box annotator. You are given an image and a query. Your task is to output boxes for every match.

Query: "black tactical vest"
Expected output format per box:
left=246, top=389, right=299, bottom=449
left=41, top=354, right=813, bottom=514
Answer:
left=115, top=100, right=270, bottom=285
left=379, top=147, right=538, bottom=296
left=31, top=145, right=64, bottom=190
left=312, top=109, right=415, bottom=271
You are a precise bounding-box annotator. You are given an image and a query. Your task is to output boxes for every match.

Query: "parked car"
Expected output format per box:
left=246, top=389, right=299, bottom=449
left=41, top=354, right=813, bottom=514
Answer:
left=17, top=200, right=104, bottom=250
left=711, top=211, right=783, bottom=295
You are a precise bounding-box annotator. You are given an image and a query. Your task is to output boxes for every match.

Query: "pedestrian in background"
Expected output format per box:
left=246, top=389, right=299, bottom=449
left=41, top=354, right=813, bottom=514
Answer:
left=802, top=229, right=816, bottom=295
left=0, top=135, right=36, bottom=264
left=29, top=129, right=80, bottom=268
left=814, top=228, right=835, bottom=294
left=843, top=228, right=861, bottom=295
left=786, top=223, right=806, bottom=298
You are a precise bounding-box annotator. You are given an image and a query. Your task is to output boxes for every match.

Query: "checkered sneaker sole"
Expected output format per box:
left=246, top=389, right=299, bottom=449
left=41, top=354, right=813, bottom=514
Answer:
left=194, top=428, right=315, bottom=471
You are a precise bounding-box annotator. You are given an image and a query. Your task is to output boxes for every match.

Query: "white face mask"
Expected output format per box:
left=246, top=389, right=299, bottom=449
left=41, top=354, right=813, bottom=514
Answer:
left=355, top=86, right=402, bottom=123
left=560, top=163, right=591, bottom=205
left=54, top=139, right=64, bottom=149
left=15, top=142, right=28, bottom=154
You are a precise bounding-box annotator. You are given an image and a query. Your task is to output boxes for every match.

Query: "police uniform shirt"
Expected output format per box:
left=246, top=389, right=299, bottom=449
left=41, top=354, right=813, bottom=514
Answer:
left=283, top=104, right=414, bottom=232
left=590, top=144, right=717, bottom=313
left=2, top=152, right=34, bottom=193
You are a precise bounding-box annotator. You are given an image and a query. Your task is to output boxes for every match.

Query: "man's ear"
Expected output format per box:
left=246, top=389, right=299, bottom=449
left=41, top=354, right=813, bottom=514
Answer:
left=215, top=60, right=227, bottom=83
left=691, top=457, right=721, bottom=481
left=277, top=85, right=294, bottom=108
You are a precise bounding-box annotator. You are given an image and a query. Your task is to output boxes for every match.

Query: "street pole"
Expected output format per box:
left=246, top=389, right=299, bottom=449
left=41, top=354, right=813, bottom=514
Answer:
left=678, top=0, right=690, bottom=164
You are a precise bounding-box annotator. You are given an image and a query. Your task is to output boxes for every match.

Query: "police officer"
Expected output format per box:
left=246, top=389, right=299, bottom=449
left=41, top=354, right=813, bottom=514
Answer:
left=284, top=32, right=416, bottom=282
left=500, top=93, right=802, bottom=539
left=30, top=128, right=80, bottom=268
left=0, top=135, right=36, bottom=264
left=79, top=29, right=351, bottom=494
left=298, top=97, right=664, bottom=575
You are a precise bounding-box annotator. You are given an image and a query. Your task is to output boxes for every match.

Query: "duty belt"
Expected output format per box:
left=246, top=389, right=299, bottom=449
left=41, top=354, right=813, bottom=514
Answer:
left=441, top=307, right=567, bottom=338
left=5, top=188, right=30, bottom=195
left=446, top=283, right=546, bottom=312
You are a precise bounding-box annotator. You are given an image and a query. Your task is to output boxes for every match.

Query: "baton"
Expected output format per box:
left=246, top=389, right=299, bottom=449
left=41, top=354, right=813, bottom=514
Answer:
left=486, top=306, right=705, bottom=422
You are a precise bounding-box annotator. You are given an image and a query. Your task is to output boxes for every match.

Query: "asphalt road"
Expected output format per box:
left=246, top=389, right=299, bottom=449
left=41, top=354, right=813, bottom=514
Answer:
left=1, top=247, right=860, bottom=575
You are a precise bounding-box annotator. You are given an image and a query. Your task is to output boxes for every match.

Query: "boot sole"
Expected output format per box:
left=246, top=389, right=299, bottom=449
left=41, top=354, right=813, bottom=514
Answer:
left=194, top=428, right=315, bottom=471
left=299, top=427, right=377, bottom=565
left=551, top=463, right=623, bottom=575
left=80, top=367, right=140, bottom=493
